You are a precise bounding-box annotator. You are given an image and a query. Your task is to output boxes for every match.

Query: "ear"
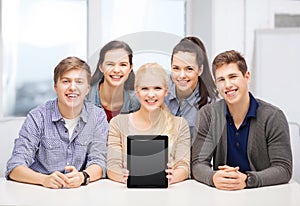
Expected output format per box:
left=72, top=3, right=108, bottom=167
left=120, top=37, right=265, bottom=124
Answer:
left=164, top=88, right=169, bottom=97
left=198, top=64, right=204, bottom=76
left=85, top=84, right=90, bottom=96
left=245, top=71, right=251, bottom=83
left=54, top=84, right=58, bottom=94
left=99, top=64, right=104, bottom=73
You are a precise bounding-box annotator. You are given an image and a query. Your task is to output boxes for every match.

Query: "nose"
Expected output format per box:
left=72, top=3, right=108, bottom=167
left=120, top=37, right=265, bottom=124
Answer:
left=224, top=78, right=231, bottom=88
left=112, top=64, right=120, bottom=72
left=69, top=80, right=76, bottom=90
left=148, top=89, right=155, bottom=97
left=179, top=68, right=186, bottom=78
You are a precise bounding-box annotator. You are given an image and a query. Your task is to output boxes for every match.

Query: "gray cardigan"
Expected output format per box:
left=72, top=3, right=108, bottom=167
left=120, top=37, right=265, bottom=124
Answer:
left=192, top=98, right=293, bottom=188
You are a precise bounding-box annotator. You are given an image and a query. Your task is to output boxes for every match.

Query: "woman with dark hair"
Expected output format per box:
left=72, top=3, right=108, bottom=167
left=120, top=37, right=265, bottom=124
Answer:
left=87, top=40, right=140, bottom=122
left=165, top=36, right=218, bottom=139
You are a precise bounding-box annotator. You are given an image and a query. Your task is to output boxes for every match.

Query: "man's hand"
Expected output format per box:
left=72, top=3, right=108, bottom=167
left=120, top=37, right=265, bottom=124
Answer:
left=212, top=165, right=247, bottom=190
left=63, top=166, right=84, bottom=188
left=42, top=171, right=69, bottom=189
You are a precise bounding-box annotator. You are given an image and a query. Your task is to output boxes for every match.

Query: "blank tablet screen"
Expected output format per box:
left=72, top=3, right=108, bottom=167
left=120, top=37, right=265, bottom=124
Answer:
left=127, top=135, right=168, bottom=188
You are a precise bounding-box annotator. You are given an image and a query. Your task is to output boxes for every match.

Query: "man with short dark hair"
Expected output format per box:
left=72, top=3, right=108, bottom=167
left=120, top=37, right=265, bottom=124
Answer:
left=192, top=50, right=292, bottom=190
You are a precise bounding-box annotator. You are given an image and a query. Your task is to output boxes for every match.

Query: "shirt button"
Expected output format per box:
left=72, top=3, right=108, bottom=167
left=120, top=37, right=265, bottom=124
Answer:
left=236, top=142, right=240, bottom=148
left=235, top=132, right=239, bottom=136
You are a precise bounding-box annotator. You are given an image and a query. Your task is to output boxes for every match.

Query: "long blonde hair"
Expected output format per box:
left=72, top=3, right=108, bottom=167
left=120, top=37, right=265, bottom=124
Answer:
left=134, top=63, right=175, bottom=141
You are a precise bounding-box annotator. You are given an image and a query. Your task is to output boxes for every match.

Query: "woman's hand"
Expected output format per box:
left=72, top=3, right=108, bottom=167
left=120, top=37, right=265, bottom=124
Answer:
left=165, top=162, right=174, bottom=184
left=121, top=168, right=129, bottom=184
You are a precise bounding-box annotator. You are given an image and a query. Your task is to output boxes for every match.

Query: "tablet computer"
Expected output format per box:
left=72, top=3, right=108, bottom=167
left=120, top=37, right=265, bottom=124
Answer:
left=127, top=135, right=168, bottom=188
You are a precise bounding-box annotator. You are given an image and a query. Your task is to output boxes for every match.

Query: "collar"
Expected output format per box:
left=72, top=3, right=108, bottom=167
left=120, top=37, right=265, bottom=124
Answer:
left=51, top=98, right=88, bottom=123
left=225, top=92, right=258, bottom=120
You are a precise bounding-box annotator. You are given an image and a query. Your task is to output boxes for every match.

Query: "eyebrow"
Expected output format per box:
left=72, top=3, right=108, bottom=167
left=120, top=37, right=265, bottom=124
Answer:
left=216, top=72, right=240, bottom=80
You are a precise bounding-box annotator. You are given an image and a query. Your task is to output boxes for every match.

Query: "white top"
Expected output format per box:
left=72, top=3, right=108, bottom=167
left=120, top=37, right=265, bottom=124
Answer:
left=63, top=116, right=80, bottom=140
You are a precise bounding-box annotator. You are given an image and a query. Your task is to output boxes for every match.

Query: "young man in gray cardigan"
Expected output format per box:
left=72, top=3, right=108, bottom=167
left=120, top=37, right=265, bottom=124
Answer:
left=192, top=50, right=292, bottom=190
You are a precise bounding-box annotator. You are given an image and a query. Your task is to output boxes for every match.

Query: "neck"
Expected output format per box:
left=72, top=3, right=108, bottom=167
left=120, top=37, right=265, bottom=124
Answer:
left=58, top=104, right=82, bottom=119
left=176, top=88, right=193, bottom=103
left=227, top=94, right=250, bottom=129
left=133, top=107, right=162, bottom=130
left=99, top=81, right=124, bottom=110
left=175, top=82, right=198, bottom=102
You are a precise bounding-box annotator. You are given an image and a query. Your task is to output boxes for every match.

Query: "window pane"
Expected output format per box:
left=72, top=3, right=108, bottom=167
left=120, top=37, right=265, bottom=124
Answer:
left=100, top=0, right=186, bottom=72
left=2, top=0, right=87, bottom=116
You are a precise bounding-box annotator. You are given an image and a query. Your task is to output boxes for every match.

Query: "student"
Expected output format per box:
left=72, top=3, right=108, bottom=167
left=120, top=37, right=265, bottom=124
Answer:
left=192, top=50, right=293, bottom=190
left=107, top=63, right=190, bottom=185
left=87, top=40, right=140, bottom=122
left=6, top=56, right=108, bottom=189
left=165, top=36, right=218, bottom=139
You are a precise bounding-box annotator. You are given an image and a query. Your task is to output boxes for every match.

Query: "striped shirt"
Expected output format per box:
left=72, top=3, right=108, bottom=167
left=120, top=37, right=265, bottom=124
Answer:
left=6, top=99, right=108, bottom=178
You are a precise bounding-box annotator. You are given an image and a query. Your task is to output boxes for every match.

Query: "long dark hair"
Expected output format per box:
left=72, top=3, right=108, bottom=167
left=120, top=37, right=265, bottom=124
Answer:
left=90, top=40, right=135, bottom=90
left=171, top=36, right=218, bottom=109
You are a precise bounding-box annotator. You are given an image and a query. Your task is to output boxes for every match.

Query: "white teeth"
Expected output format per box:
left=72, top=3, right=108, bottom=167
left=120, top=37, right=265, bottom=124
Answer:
left=178, top=80, right=188, bottom=86
left=67, top=94, right=78, bottom=98
left=111, top=75, right=121, bottom=79
left=226, top=90, right=236, bottom=95
left=146, top=99, right=156, bottom=103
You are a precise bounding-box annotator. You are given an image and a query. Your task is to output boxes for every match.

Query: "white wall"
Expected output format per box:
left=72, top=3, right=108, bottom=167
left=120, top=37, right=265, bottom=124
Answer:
left=187, top=0, right=300, bottom=124
left=188, top=0, right=300, bottom=67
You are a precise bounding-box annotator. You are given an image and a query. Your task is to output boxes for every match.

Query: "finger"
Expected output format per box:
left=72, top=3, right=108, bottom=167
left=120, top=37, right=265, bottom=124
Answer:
left=64, top=166, right=76, bottom=173
left=55, top=171, right=70, bottom=184
left=53, top=177, right=65, bottom=189
left=122, top=168, right=129, bottom=176
left=165, top=168, right=173, bottom=174
left=218, top=165, right=233, bottom=170
left=219, top=166, right=239, bottom=172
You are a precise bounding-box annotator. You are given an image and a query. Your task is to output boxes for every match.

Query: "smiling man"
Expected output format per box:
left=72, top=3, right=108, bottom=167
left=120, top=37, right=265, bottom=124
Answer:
left=6, top=56, right=108, bottom=189
left=192, top=50, right=292, bottom=190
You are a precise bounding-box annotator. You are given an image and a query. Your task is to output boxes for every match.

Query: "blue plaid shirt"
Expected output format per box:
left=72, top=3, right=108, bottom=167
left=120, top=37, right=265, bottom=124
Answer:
left=6, top=99, right=108, bottom=178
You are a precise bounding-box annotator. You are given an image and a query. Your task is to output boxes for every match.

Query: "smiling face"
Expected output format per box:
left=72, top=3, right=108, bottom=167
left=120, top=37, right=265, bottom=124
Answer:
left=215, top=63, right=250, bottom=106
left=100, top=48, right=132, bottom=88
left=135, top=63, right=168, bottom=112
left=171, top=51, right=203, bottom=95
left=136, top=74, right=168, bottom=112
left=54, top=68, right=90, bottom=117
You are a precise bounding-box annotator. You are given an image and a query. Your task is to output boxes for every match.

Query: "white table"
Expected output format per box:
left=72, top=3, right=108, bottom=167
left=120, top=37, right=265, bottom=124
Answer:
left=1, top=178, right=300, bottom=206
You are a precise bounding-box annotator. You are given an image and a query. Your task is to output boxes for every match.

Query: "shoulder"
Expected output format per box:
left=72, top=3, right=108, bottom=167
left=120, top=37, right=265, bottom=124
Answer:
left=85, top=100, right=104, bottom=113
left=256, top=99, right=282, bottom=112
left=24, top=100, right=57, bottom=129
left=124, top=90, right=140, bottom=111
left=198, top=99, right=225, bottom=115
left=256, top=98, right=287, bottom=120
left=87, top=80, right=101, bottom=101
left=83, top=101, right=107, bottom=121
left=28, top=99, right=55, bottom=117
left=172, top=116, right=189, bottom=128
left=110, top=113, right=130, bottom=124
left=125, top=90, right=138, bottom=101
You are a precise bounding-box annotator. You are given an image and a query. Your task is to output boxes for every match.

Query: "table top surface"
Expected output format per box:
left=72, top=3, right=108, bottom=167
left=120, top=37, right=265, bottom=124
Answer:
left=1, top=178, right=300, bottom=206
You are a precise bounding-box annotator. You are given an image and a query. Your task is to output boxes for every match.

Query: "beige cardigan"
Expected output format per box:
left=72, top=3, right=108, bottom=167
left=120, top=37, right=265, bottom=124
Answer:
left=107, top=113, right=190, bottom=177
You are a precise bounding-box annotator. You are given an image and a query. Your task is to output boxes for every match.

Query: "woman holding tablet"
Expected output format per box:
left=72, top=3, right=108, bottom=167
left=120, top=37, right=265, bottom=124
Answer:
left=107, top=63, right=190, bottom=185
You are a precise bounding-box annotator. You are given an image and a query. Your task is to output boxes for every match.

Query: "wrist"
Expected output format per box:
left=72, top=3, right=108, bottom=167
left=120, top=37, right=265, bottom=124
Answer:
left=245, top=172, right=256, bottom=188
left=81, top=170, right=90, bottom=186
